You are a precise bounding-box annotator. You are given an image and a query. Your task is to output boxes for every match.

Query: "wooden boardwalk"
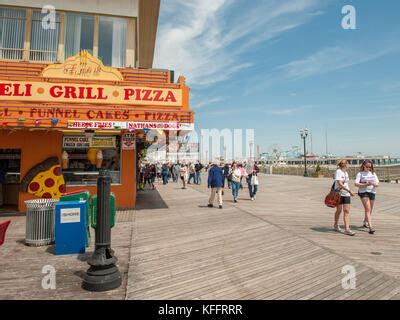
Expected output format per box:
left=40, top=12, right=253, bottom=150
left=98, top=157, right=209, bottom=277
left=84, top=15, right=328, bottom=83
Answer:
left=1, top=174, right=400, bottom=299
left=126, top=175, right=400, bottom=300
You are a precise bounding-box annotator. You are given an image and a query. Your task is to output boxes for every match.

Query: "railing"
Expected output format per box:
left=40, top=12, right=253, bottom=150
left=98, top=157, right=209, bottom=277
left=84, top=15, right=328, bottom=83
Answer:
left=260, top=165, right=400, bottom=183
left=0, top=60, right=173, bottom=85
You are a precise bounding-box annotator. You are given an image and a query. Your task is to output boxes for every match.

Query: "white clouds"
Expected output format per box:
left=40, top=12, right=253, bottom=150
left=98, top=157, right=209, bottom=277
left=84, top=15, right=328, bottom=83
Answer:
left=154, top=0, right=322, bottom=86
left=265, top=105, right=315, bottom=116
left=192, top=97, right=225, bottom=109
left=242, top=43, right=400, bottom=94
left=203, top=104, right=314, bottom=116
left=277, top=46, right=400, bottom=81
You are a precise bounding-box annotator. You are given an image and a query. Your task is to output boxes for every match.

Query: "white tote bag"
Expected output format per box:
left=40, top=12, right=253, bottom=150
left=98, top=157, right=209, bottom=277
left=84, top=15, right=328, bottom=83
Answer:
left=251, top=175, right=259, bottom=186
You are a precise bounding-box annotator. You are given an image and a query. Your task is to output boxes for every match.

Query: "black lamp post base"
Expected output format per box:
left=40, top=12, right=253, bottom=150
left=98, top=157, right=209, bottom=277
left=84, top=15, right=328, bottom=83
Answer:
left=82, top=264, right=122, bottom=292
left=82, top=247, right=122, bottom=292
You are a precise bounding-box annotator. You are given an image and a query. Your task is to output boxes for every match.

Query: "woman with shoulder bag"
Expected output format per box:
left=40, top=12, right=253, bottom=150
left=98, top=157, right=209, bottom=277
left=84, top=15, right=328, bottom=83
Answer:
left=334, top=160, right=356, bottom=236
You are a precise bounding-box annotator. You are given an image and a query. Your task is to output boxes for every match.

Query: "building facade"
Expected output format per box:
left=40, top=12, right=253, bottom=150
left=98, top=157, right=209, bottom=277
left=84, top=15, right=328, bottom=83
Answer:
left=0, top=0, right=194, bottom=212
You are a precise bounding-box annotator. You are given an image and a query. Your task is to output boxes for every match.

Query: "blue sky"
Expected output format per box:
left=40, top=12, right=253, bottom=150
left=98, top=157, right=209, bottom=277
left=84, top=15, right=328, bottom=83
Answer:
left=154, top=0, right=400, bottom=157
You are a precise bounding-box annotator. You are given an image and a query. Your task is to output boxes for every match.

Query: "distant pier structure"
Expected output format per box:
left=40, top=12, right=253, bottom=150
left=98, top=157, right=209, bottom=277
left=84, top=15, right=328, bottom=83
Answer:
left=257, top=155, right=400, bottom=183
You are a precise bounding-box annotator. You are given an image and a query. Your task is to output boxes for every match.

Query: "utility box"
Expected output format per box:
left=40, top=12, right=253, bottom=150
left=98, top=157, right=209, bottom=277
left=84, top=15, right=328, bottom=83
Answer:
left=60, top=190, right=91, bottom=247
left=91, top=193, right=116, bottom=229
left=55, top=200, right=87, bottom=255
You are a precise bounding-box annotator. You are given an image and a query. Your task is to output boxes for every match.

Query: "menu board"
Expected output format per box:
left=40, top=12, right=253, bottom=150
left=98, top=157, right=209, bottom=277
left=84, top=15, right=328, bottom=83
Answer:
left=63, top=136, right=116, bottom=149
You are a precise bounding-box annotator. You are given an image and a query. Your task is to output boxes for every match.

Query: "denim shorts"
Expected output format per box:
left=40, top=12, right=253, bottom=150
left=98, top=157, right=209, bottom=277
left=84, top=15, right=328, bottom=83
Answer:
left=358, top=192, right=376, bottom=201
left=339, top=196, right=351, bottom=205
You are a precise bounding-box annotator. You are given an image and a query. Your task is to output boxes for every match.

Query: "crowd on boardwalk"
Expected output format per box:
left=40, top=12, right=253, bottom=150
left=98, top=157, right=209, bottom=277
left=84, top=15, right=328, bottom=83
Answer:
left=137, top=160, right=260, bottom=208
left=138, top=157, right=380, bottom=237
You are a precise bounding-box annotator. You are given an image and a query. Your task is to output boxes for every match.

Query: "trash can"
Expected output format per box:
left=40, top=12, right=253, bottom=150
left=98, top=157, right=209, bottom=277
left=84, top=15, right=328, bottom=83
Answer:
left=25, top=199, right=58, bottom=246
left=91, top=193, right=116, bottom=229
left=60, top=190, right=91, bottom=247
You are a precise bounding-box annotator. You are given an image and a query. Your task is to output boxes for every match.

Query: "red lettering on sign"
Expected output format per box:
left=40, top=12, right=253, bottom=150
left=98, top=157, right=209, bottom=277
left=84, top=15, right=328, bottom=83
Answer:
left=124, top=89, right=135, bottom=100
left=14, top=84, right=25, bottom=96
left=50, top=86, right=63, bottom=98
left=87, top=110, right=96, bottom=119
left=142, top=89, right=152, bottom=101
left=97, top=88, right=107, bottom=100
left=0, top=83, right=32, bottom=97
left=78, top=87, right=85, bottom=99
left=165, top=91, right=177, bottom=103
left=64, top=86, right=77, bottom=99
left=135, top=89, right=142, bottom=101
left=153, top=90, right=164, bottom=102
left=122, top=110, right=129, bottom=120
left=0, top=83, right=12, bottom=96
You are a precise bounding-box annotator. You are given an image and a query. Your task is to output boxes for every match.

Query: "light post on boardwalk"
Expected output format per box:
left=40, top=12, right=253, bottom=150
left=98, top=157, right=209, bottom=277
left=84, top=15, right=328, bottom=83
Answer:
left=82, top=170, right=122, bottom=291
left=300, top=129, right=309, bottom=177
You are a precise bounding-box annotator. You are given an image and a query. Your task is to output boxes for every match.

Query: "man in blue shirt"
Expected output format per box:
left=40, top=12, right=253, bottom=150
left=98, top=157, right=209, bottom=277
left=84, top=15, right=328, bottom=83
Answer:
left=207, top=161, right=224, bottom=209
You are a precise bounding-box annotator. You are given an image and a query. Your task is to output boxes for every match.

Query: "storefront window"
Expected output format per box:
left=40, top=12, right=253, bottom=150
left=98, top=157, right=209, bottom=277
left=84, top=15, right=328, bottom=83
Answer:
left=30, top=10, right=60, bottom=62
left=62, top=135, right=121, bottom=186
left=98, top=16, right=127, bottom=67
left=65, top=13, right=94, bottom=58
left=0, top=7, right=26, bottom=60
left=0, top=149, right=21, bottom=209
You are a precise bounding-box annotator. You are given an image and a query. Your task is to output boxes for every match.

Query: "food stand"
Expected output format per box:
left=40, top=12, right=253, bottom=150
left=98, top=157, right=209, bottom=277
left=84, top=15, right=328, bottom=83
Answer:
left=0, top=51, right=193, bottom=212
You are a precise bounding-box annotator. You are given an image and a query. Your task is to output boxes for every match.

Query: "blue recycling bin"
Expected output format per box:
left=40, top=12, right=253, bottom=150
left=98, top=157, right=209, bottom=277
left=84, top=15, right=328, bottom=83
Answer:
left=55, top=200, right=87, bottom=255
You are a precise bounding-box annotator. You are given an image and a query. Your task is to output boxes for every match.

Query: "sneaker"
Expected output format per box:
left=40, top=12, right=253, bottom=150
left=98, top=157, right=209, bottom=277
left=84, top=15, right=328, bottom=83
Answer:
left=207, top=204, right=213, bottom=208
left=234, top=199, right=237, bottom=203
left=251, top=197, right=254, bottom=201
left=369, top=228, right=375, bottom=234
left=363, top=221, right=369, bottom=228
left=334, top=225, right=343, bottom=233
left=344, top=229, right=355, bottom=236
left=219, top=205, right=223, bottom=209
left=253, top=195, right=256, bottom=200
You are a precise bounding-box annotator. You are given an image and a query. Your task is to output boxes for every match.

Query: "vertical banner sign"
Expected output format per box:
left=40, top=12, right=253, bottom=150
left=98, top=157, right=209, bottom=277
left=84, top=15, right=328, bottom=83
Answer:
left=122, top=133, right=135, bottom=150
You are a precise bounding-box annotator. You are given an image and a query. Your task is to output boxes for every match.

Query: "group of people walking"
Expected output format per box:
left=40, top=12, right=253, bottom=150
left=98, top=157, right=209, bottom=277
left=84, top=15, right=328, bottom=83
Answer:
left=207, top=161, right=260, bottom=209
left=138, top=161, right=204, bottom=190
left=139, top=157, right=379, bottom=237
left=333, top=159, right=379, bottom=236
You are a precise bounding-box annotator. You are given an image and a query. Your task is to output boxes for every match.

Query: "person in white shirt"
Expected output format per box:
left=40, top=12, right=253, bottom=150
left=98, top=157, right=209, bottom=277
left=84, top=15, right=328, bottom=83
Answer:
left=230, top=162, right=242, bottom=203
left=355, top=160, right=379, bottom=234
left=180, top=164, right=188, bottom=189
left=334, top=160, right=355, bottom=236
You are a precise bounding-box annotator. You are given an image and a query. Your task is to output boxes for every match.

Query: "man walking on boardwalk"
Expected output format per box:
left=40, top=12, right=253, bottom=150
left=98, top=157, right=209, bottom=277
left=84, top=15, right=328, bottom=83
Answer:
left=207, top=161, right=224, bottom=209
